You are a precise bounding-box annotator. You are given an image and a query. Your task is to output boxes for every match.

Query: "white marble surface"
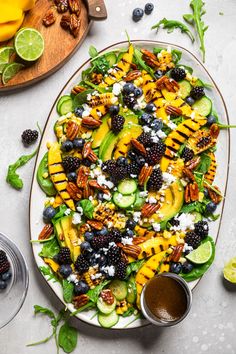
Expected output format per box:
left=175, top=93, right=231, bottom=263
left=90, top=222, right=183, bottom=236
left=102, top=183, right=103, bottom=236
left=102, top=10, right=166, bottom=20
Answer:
left=1, top=0, right=236, bottom=353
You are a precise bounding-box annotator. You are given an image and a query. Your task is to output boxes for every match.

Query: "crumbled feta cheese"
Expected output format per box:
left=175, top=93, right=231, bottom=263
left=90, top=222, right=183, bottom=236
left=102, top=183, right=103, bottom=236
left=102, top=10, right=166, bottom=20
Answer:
left=101, top=265, right=115, bottom=277
left=130, top=174, right=137, bottom=178
left=107, top=221, right=114, bottom=228
left=143, top=126, right=152, bottom=133
left=156, top=130, right=167, bottom=139
left=139, top=191, right=148, bottom=198
left=115, top=193, right=123, bottom=203
left=168, top=121, right=177, bottom=130
left=64, top=208, right=71, bottom=216
left=163, top=172, right=176, bottom=185
left=76, top=206, right=83, bottom=215
left=87, top=93, right=92, bottom=101
left=91, top=273, right=102, bottom=280
left=149, top=196, right=157, bottom=204
left=89, top=196, right=93, bottom=201
left=112, top=82, right=123, bottom=96
left=72, top=213, right=81, bottom=225
left=153, top=223, right=161, bottom=232
left=133, top=211, right=141, bottom=222
left=67, top=274, right=78, bottom=284
left=103, top=193, right=111, bottom=201
left=121, top=237, right=133, bottom=245
left=151, top=135, right=159, bottom=143
left=170, top=213, right=195, bottom=231
left=183, top=243, right=193, bottom=253
left=82, top=104, right=92, bottom=117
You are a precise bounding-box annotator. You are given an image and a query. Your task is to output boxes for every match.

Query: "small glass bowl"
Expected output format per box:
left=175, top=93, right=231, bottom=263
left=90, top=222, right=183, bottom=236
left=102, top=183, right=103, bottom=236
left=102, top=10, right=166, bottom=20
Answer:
left=0, top=232, right=29, bottom=329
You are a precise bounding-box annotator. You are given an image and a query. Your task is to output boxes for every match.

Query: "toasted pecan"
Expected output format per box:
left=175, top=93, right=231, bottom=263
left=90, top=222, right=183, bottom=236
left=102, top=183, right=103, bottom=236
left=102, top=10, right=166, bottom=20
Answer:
left=141, top=49, right=160, bottom=68
left=171, top=245, right=184, bottom=262
left=71, top=85, right=86, bottom=95
left=131, top=138, right=146, bottom=155
left=141, top=203, right=160, bottom=217
left=66, top=120, right=79, bottom=140
left=183, top=168, right=195, bottom=182
left=82, top=116, right=102, bottom=129
left=87, top=220, right=103, bottom=230
left=100, top=289, right=115, bottom=305
left=66, top=182, right=82, bottom=201
left=73, top=294, right=89, bottom=308
left=121, top=244, right=141, bottom=259
left=185, top=156, right=201, bottom=170
left=38, top=224, right=54, bottom=240
left=138, top=165, right=153, bottom=185
left=210, top=123, right=220, bottom=139
left=189, top=182, right=199, bottom=202
left=124, top=70, right=142, bottom=82
left=76, top=166, right=90, bottom=189
left=165, top=105, right=182, bottom=116
left=207, top=186, right=222, bottom=204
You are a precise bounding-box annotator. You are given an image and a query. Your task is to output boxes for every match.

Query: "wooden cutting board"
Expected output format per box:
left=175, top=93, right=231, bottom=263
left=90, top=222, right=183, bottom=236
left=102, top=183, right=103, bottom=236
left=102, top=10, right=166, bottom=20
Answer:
left=0, top=0, right=107, bottom=92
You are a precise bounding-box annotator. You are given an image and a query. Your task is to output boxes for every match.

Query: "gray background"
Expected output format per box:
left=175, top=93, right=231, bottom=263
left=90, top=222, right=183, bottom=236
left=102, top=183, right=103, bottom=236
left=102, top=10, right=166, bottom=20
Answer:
left=0, top=0, right=236, bottom=353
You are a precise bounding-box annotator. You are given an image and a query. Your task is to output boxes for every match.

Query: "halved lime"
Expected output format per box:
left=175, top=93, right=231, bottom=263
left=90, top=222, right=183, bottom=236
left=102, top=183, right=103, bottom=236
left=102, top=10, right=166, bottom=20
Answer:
left=2, top=62, right=24, bottom=85
left=0, top=47, right=15, bottom=74
left=223, top=257, right=236, bottom=284
left=186, top=241, right=212, bottom=264
left=14, top=28, right=44, bottom=62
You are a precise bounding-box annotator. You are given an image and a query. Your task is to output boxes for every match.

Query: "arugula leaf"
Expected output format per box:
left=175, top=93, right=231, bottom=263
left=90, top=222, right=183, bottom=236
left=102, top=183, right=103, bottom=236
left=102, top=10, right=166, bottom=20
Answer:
left=52, top=204, right=68, bottom=224
left=184, top=0, right=208, bottom=62
left=180, top=201, right=205, bottom=214
left=89, top=45, right=98, bottom=58
left=73, top=89, right=94, bottom=109
left=6, top=147, right=38, bottom=190
left=87, top=280, right=110, bottom=303
left=62, top=280, right=74, bottom=303
left=176, top=64, right=193, bottom=74
left=196, top=153, right=212, bottom=174
left=152, top=18, right=195, bottom=42
left=34, top=305, right=55, bottom=319
left=171, top=49, right=182, bottom=64
left=58, top=322, right=78, bottom=353
left=122, top=307, right=135, bottom=317
left=126, top=259, right=146, bottom=276
left=79, top=199, right=94, bottom=219
left=39, top=266, right=59, bottom=283
left=133, top=48, right=155, bottom=78
left=91, top=55, right=110, bottom=75
left=39, top=238, right=59, bottom=259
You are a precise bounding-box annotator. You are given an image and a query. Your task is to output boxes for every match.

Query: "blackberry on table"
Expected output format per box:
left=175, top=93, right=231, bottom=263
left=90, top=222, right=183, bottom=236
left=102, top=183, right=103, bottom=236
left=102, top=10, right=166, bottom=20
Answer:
left=146, top=141, right=166, bottom=165
left=0, top=250, right=7, bottom=263
left=62, top=156, right=81, bottom=172
left=181, top=147, right=194, bottom=162
left=115, top=260, right=127, bottom=280
left=107, top=246, right=121, bottom=265
left=0, top=260, right=10, bottom=275
left=194, top=221, right=209, bottom=239
left=57, top=247, right=72, bottom=264
left=21, top=129, right=38, bottom=145
left=147, top=168, right=163, bottom=191
left=170, top=67, right=186, bottom=82
left=91, top=235, right=110, bottom=250
left=190, top=86, right=205, bottom=100
left=75, top=255, right=89, bottom=274
left=185, top=231, right=201, bottom=249
left=108, top=228, right=122, bottom=243
left=111, top=115, right=125, bottom=133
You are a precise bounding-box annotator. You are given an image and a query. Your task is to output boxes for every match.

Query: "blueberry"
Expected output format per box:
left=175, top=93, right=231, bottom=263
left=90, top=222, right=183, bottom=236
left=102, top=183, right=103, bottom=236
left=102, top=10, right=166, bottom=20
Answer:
left=98, top=254, right=107, bottom=267
left=88, top=253, right=98, bottom=266
left=144, top=2, right=154, bottom=15
left=170, top=262, right=182, bottom=274
left=82, top=158, right=92, bottom=167
left=134, top=87, right=143, bottom=98
left=206, top=201, right=217, bottom=213
left=139, top=112, right=153, bottom=126
left=125, top=219, right=137, bottom=230
left=73, top=138, right=85, bottom=150
left=206, top=115, right=217, bottom=126
left=132, top=7, right=144, bottom=22
left=150, top=119, right=163, bottom=131
left=0, top=280, right=7, bottom=290
left=182, top=262, right=194, bottom=274
left=145, top=102, right=156, bottom=113
left=124, top=229, right=134, bottom=238
left=1, top=270, right=12, bottom=282
left=80, top=241, right=93, bottom=253
left=127, top=150, right=138, bottom=161
left=203, top=188, right=209, bottom=198
left=136, top=156, right=146, bottom=166
left=84, top=231, right=94, bottom=242
left=61, top=140, right=73, bottom=152
left=109, top=105, right=120, bottom=116
left=123, top=83, right=135, bottom=95
left=74, top=107, right=84, bottom=117
left=43, top=206, right=56, bottom=223
left=96, top=227, right=108, bottom=237
left=74, top=280, right=89, bottom=295
left=67, top=172, right=77, bottom=182
left=59, top=264, right=72, bottom=278
left=154, top=70, right=164, bottom=79
left=117, top=156, right=129, bottom=166
left=185, top=96, right=195, bottom=106
left=97, top=192, right=105, bottom=202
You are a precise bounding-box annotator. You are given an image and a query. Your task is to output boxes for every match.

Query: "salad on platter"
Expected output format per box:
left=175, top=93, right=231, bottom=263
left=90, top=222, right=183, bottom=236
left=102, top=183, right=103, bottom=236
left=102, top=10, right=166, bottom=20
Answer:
left=35, top=42, right=223, bottom=328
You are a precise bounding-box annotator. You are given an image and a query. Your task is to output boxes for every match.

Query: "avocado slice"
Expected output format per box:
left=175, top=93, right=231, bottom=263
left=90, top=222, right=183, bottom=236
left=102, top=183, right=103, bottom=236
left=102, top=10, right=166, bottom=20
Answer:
left=99, top=131, right=118, bottom=161
left=54, top=220, right=66, bottom=247
left=92, top=114, right=110, bottom=149
left=60, top=216, right=80, bottom=262
left=170, top=180, right=184, bottom=214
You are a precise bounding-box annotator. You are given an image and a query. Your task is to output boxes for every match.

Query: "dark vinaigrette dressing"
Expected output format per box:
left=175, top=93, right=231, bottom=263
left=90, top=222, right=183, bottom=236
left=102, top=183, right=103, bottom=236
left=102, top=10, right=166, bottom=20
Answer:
left=145, top=276, right=188, bottom=321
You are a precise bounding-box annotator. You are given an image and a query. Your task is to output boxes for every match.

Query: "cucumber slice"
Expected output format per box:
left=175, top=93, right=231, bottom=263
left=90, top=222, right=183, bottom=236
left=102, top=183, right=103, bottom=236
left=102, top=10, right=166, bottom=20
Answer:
left=117, top=179, right=137, bottom=195
left=179, top=80, right=191, bottom=99
left=191, top=211, right=202, bottom=223
left=97, top=296, right=116, bottom=315
left=105, top=52, right=117, bottom=67
left=109, top=280, right=127, bottom=301
left=59, top=98, right=73, bottom=116
left=113, top=192, right=136, bottom=209
left=126, top=278, right=137, bottom=304
left=192, top=96, right=212, bottom=117
left=56, top=95, right=71, bottom=114
left=98, top=310, right=119, bottom=328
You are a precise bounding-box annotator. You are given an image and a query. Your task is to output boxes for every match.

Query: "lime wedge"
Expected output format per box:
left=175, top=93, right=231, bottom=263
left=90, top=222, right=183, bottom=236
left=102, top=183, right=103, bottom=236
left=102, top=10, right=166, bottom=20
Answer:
left=0, top=47, right=15, bottom=74
left=2, top=62, right=24, bottom=85
left=186, top=241, right=212, bottom=264
left=14, top=28, right=44, bottom=62
left=223, top=257, right=236, bottom=284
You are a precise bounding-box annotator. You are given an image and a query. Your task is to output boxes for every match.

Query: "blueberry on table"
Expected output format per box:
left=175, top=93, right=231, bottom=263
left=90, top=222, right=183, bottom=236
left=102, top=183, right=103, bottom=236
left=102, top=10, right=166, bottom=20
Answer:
left=43, top=206, right=56, bottom=222
left=0, top=280, right=7, bottom=290
left=144, top=3, right=154, bottom=15
left=182, top=262, right=194, bottom=274
left=185, top=96, right=195, bottom=106
left=170, top=262, right=183, bottom=274
left=61, top=140, right=73, bottom=152
left=109, top=105, right=120, bottom=116
left=123, top=83, right=135, bottom=95
left=73, top=138, right=85, bottom=150
left=74, top=280, right=89, bottom=295
left=74, top=107, right=84, bottom=117
left=84, top=231, right=94, bottom=242
left=132, top=8, right=144, bottom=22
left=145, top=102, right=156, bottom=113
left=206, top=115, right=217, bottom=126
left=134, top=87, right=143, bottom=98
left=206, top=201, right=217, bottom=213
left=59, top=264, right=72, bottom=278
left=154, top=70, right=164, bottom=79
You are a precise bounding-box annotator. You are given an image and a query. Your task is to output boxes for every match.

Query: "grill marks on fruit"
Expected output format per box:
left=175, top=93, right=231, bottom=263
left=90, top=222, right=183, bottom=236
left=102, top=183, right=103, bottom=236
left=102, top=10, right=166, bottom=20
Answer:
left=204, top=152, right=217, bottom=184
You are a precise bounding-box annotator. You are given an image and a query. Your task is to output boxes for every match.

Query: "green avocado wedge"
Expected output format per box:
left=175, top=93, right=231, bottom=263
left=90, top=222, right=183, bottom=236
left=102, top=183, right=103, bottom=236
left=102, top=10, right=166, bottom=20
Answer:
left=37, top=153, right=56, bottom=196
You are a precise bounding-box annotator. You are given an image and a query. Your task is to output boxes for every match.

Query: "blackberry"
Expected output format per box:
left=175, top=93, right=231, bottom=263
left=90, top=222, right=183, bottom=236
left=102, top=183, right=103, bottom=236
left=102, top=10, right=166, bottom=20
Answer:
left=170, top=67, right=186, bottom=82
left=57, top=247, right=72, bottom=264
left=110, top=166, right=128, bottom=184
left=0, top=250, right=7, bottom=263
left=62, top=156, right=81, bottom=172
left=21, top=129, right=38, bottom=145
left=108, top=228, right=122, bottom=243
left=194, top=221, right=209, bottom=239
left=127, top=161, right=141, bottom=176
left=123, top=95, right=137, bottom=109
left=111, top=115, right=125, bottom=133
left=75, top=255, right=89, bottom=274
left=102, top=159, right=116, bottom=174
left=147, top=168, right=163, bottom=191
left=91, top=235, right=109, bottom=250
left=146, top=141, right=166, bottom=165
left=107, top=246, right=121, bottom=265
left=185, top=231, right=201, bottom=249
left=190, top=86, right=205, bottom=100
left=181, top=147, right=194, bottom=162
left=115, top=261, right=127, bottom=280
left=0, top=260, right=10, bottom=275
left=137, top=132, right=153, bottom=147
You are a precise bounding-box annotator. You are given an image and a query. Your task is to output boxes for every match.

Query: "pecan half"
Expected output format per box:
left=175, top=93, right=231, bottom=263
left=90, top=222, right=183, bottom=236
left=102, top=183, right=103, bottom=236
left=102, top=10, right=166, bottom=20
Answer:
left=121, top=244, right=141, bottom=259
left=189, top=182, right=199, bottom=202
left=73, top=294, right=89, bottom=308
left=210, top=123, right=220, bottom=139
left=66, top=182, right=82, bottom=201
left=171, top=245, right=184, bottom=262
left=131, top=138, right=146, bottom=155
left=70, top=13, right=80, bottom=37
left=185, top=156, right=201, bottom=170
left=42, top=8, right=56, bottom=27
left=38, top=224, right=54, bottom=240
left=141, top=203, right=160, bottom=217
left=207, top=186, right=222, bottom=204
left=138, top=165, right=153, bottom=185
left=71, top=85, right=86, bottom=95
left=76, top=166, right=90, bottom=189
left=87, top=220, right=103, bottom=230
left=89, top=180, right=108, bottom=192
left=141, top=49, right=160, bottom=68
left=165, top=105, right=182, bottom=116
left=60, top=14, right=70, bottom=30
left=124, top=70, right=142, bottom=82
left=68, top=0, right=81, bottom=15
left=100, top=289, right=114, bottom=305
left=66, top=121, right=79, bottom=140
left=155, top=76, right=179, bottom=92
left=132, top=236, right=147, bottom=245
left=82, top=142, right=98, bottom=162
left=55, top=0, right=68, bottom=13
left=83, top=185, right=94, bottom=199
left=82, top=116, right=102, bottom=129
left=183, top=168, right=195, bottom=182
left=184, top=184, right=191, bottom=203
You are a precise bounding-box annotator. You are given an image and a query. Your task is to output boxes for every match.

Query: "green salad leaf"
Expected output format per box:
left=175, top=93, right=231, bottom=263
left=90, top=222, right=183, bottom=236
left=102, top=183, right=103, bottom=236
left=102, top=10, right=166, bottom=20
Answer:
left=196, top=153, right=212, bottom=174
left=126, top=259, right=146, bottom=276
left=34, top=305, right=55, bottom=319
left=52, top=205, right=68, bottom=224
left=39, top=266, right=59, bottom=283
left=152, top=18, right=195, bottom=42
left=79, top=199, right=94, bottom=219
left=6, top=147, right=38, bottom=190
left=180, top=201, right=205, bottom=214
left=87, top=280, right=110, bottom=303
left=62, top=280, right=74, bottom=303
left=58, top=322, right=78, bottom=354
left=73, top=89, right=94, bottom=109
left=39, top=238, right=59, bottom=259
left=133, top=48, right=155, bottom=78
